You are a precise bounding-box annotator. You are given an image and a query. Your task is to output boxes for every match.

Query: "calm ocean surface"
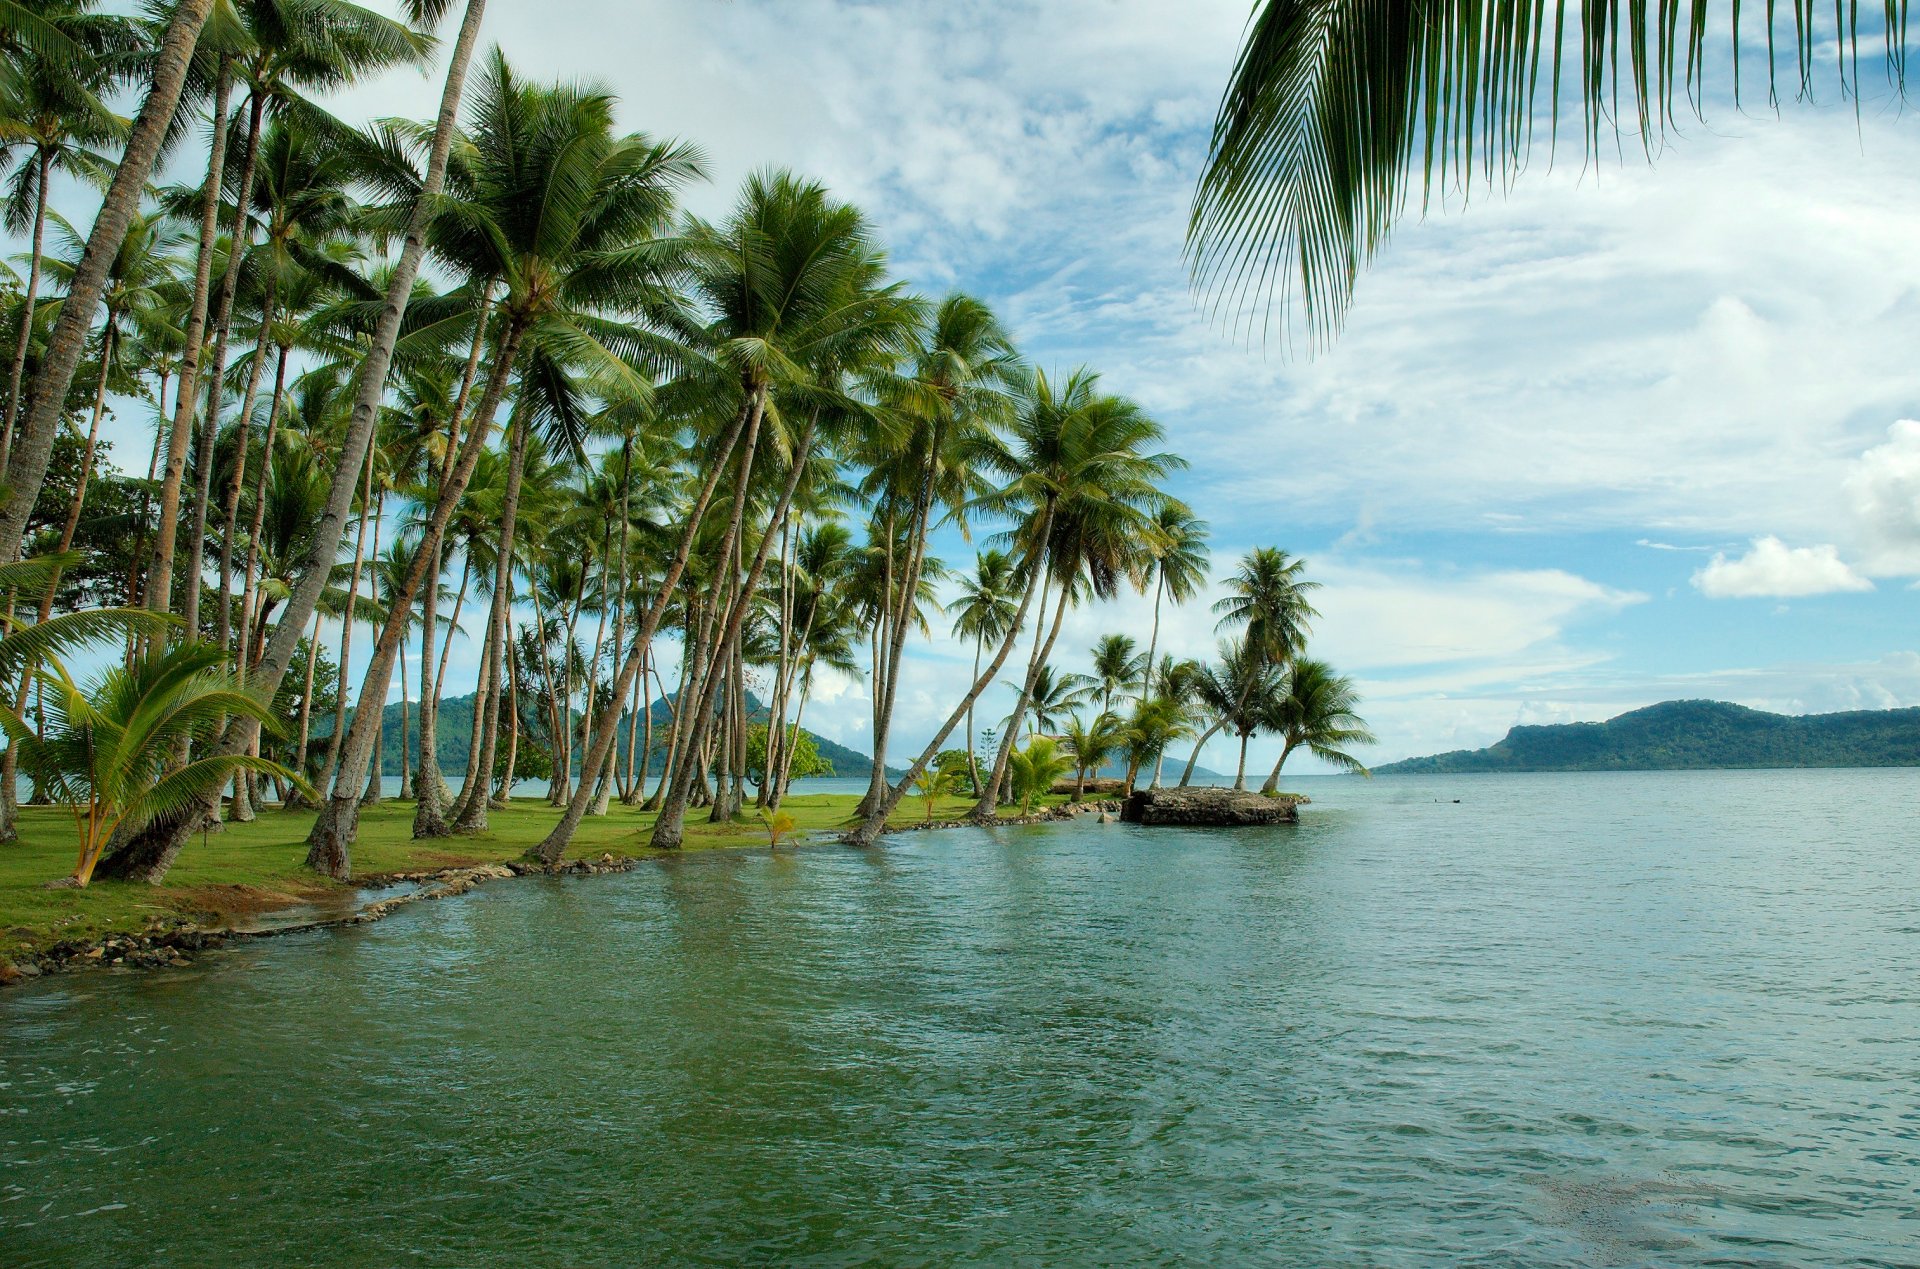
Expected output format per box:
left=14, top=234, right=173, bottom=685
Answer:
left=3, top=769, right=1916, bottom=1265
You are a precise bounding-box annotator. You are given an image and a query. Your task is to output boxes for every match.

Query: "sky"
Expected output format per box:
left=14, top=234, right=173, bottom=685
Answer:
left=50, top=1, right=1920, bottom=776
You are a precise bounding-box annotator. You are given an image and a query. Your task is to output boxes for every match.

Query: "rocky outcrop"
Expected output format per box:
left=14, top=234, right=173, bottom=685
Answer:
left=1120, top=787, right=1300, bottom=827
left=1048, top=777, right=1128, bottom=796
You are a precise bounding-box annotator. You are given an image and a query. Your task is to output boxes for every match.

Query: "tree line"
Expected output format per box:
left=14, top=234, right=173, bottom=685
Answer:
left=0, top=0, right=1370, bottom=890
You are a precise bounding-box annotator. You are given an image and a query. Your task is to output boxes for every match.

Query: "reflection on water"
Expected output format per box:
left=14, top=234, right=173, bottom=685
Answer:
left=2, top=769, right=1916, bottom=1266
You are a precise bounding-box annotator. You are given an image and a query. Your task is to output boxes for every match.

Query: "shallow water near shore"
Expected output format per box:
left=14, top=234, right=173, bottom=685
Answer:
left=3, top=768, right=1916, bottom=1265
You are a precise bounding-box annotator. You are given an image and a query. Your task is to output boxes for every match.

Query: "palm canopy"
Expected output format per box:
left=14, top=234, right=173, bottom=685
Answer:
left=1191, top=2, right=1915, bottom=347
left=1213, top=546, right=1319, bottom=666
left=1261, top=657, right=1375, bottom=786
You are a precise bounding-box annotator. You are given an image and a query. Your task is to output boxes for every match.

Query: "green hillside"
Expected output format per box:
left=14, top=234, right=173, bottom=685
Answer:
left=1376, top=700, right=1920, bottom=774
left=318, top=692, right=883, bottom=779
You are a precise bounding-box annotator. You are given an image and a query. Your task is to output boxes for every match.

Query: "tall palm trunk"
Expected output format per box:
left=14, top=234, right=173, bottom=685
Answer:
left=529, top=393, right=759, bottom=863
left=395, top=641, right=412, bottom=800
left=971, top=553, right=1069, bottom=821
left=315, top=445, right=376, bottom=798
left=0, top=0, right=219, bottom=563
left=843, top=506, right=1054, bottom=848
left=1259, top=739, right=1297, bottom=794
left=304, top=306, right=527, bottom=870
left=452, top=408, right=533, bottom=834
left=1234, top=729, right=1251, bottom=789
left=284, top=606, right=324, bottom=808
left=1140, top=571, right=1164, bottom=709
left=104, top=0, right=490, bottom=886
left=215, top=270, right=279, bottom=658
left=0, top=150, right=51, bottom=471
left=864, top=448, right=939, bottom=814
left=183, top=88, right=268, bottom=642
left=1179, top=720, right=1227, bottom=787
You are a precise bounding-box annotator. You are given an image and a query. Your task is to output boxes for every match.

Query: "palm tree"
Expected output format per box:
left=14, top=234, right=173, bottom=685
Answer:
left=946, top=547, right=1018, bottom=793
left=1213, top=546, right=1319, bottom=669
left=637, top=172, right=916, bottom=854
left=1015, top=663, right=1093, bottom=738
left=94, top=0, right=492, bottom=886
left=968, top=368, right=1181, bottom=820
left=305, top=45, right=701, bottom=871
left=1177, top=639, right=1281, bottom=789
left=1137, top=501, right=1207, bottom=707
left=3, top=642, right=301, bottom=888
left=1088, top=634, right=1142, bottom=717
left=1187, top=4, right=1910, bottom=345
left=1006, top=734, right=1072, bottom=817
left=1258, top=658, right=1374, bottom=790
left=1061, top=709, right=1122, bottom=800
left=1118, top=694, right=1191, bottom=795
left=0, top=0, right=131, bottom=472
left=0, top=0, right=218, bottom=564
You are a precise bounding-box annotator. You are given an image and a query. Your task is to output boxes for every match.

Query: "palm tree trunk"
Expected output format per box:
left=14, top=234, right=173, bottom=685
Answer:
left=1234, top=729, right=1250, bottom=789
left=182, top=88, right=268, bottom=643
left=972, top=565, right=1071, bottom=821
left=1140, top=571, right=1164, bottom=708
left=396, top=643, right=413, bottom=800
left=1179, top=720, right=1227, bottom=787
left=452, top=407, right=533, bottom=834
left=1259, top=739, right=1297, bottom=794
left=529, top=392, right=757, bottom=860
left=0, top=1, right=220, bottom=564
left=302, top=305, right=527, bottom=867
left=0, top=150, right=52, bottom=472
left=79, top=0, right=497, bottom=886
left=496, top=617, right=519, bottom=806
left=215, top=270, right=278, bottom=659
left=965, top=637, right=983, bottom=794
left=315, top=444, right=376, bottom=799
left=414, top=553, right=467, bottom=836
left=846, top=506, right=1053, bottom=847
left=284, top=606, right=323, bottom=809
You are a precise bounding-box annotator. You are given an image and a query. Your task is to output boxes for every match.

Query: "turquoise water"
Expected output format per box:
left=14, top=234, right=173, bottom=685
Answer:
left=3, top=769, right=1916, bottom=1265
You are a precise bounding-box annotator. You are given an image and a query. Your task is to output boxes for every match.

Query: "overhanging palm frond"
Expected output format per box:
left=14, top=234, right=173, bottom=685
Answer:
left=1190, top=1, right=1915, bottom=350
left=0, top=607, right=178, bottom=679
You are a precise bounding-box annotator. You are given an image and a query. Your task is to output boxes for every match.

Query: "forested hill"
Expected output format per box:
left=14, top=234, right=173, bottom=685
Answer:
left=1375, top=700, right=1920, bottom=774
left=327, top=693, right=882, bottom=778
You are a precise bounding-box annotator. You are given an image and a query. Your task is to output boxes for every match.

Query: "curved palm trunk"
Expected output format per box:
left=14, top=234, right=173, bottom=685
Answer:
left=182, top=88, right=268, bottom=643
left=395, top=647, right=413, bottom=800
left=452, top=410, right=533, bottom=834
left=315, top=446, right=376, bottom=799
left=1179, top=720, right=1226, bottom=787
left=1259, top=738, right=1297, bottom=794
left=971, top=569, right=1071, bottom=822
left=1139, top=572, right=1164, bottom=708
left=531, top=394, right=758, bottom=863
left=102, top=0, right=488, bottom=885
left=1234, top=729, right=1251, bottom=789
left=215, top=270, right=279, bottom=659
left=0, top=150, right=52, bottom=472
left=845, top=508, right=1053, bottom=848
left=0, top=1, right=219, bottom=563
left=414, top=553, right=468, bottom=835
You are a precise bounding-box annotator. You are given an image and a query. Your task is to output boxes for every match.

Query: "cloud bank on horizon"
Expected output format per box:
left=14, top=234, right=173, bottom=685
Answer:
left=86, top=1, right=1920, bottom=771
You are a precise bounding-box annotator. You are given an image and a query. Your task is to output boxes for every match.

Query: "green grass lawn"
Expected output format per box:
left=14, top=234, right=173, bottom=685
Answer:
left=0, top=790, right=1052, bottom=963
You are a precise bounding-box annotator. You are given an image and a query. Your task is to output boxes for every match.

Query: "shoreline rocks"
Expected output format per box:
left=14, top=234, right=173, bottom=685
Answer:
left=1120, top=787, right=1301, bottom=827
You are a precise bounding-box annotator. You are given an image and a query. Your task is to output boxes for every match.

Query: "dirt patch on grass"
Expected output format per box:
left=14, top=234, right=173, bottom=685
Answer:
left=168, top=881, right=334, bottom=922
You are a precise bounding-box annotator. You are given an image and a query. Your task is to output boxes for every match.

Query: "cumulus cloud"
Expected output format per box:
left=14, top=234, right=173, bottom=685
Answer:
left=1690, top=536, right=1873, bottom=599
left=1845, top=419, right=1920, bottom=575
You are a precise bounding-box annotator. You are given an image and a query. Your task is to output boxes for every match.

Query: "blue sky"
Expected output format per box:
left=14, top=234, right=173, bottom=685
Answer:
left=44, top=1, right=1920, bottom=773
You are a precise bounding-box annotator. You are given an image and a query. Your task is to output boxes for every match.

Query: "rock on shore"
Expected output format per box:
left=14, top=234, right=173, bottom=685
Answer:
left=1120, top=787, right=1300, bottom=827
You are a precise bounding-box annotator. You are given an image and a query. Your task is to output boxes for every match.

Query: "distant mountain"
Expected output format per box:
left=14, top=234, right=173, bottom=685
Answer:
left=1375, top=700, right=1920, bottom=774
left=324, top=692, right=885, bottom=778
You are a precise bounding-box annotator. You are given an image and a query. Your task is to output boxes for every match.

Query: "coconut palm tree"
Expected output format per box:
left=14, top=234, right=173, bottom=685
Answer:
left=305, top=49, right=702, bottom=870
left=1118, top=693, right=1191, bottom=795
left=1187, top=4, right=1910, bottom=346
left=1137, top=500, right=1207, bottom=706
left=1177, top=638, right=1281, bottom=788
left=1061, top=709, right=1122, bottom=800
left=0, top=0, right=217, bottom=565
left=1213, top=546, right=1319, bottom=669
left=946, top=547, right=1018, bottom=793
left=4, top=642, right=301, bottom=888
left=94, top=0, right=491, bottom=886
left=1007, top=734, right=1072, bottom=817
left=1087, top=634, right=1143, bottom=717
left=1014, top=662, right=1094, bottom=738
left=1258, top=658, right=1374, bottom=789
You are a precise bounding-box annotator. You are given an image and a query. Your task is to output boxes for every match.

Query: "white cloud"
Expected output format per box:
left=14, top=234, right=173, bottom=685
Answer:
left=1845, top=419, right=1920, bottom=575
left=1690, top=536, right=1873, bottom=599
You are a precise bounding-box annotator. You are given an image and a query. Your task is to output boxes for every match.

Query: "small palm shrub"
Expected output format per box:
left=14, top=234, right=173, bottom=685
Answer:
left=1007, top=735, right=1074, bottom=816
left=3, top=642, right=306, bottom=887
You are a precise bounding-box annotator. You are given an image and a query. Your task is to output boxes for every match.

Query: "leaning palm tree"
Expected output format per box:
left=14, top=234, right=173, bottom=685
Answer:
left=946, top=547, right=1019, bottom=793
left=1259, top=658, right=1375, bottom=790
left=1007, top=734, right=1073, bottom=817
left=1087, top=634, right=1143, bottom=717
left=1190, top=3, right=1913, bottom=346
left=1137, top=501, right=1207, bottom=707
left=3, top=642, right=303, bottom=888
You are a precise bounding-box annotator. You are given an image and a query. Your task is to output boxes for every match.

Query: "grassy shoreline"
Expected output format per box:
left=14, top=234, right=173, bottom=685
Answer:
left=0, top=792, right=1056, bottom=965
